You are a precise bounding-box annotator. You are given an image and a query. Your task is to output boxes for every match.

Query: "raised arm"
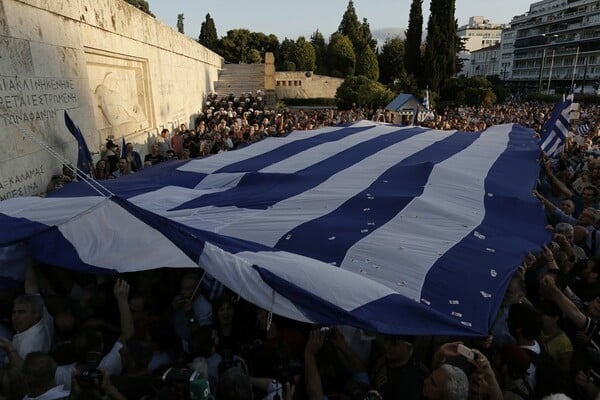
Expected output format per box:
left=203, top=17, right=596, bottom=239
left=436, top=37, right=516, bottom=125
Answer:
left=114, top=279, right=134, bottom=343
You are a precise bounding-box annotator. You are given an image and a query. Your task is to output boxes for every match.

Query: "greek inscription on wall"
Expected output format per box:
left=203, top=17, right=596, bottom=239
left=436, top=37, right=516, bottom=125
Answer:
left=0, top=76, right=79, bottom=126
left=0, top=165, right=45, bottom=200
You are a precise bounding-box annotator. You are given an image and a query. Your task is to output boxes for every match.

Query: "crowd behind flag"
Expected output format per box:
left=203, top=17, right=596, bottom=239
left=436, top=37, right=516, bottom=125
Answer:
left=64, top=111, right=94, bottom=178
left=540, top=93, right=574, bottom=158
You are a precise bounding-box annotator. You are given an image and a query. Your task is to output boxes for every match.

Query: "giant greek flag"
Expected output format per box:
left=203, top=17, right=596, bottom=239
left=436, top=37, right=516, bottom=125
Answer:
left=0, top=121, right=550, bottom=336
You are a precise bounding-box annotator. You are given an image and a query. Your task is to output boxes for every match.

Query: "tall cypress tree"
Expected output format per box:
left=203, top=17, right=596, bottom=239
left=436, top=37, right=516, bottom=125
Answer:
left=310, top=30, right=328, bottom=75
left=198, top=13, right=218, bottom=52
left=404, top=0, right=423, bottom=79
left=361, top=18, right=378, bottom=53
left=338, top=0, right=363, bottom=51
left=177, top=13, right=184, bottom=34
left=423, top=0, right=457, bottom=93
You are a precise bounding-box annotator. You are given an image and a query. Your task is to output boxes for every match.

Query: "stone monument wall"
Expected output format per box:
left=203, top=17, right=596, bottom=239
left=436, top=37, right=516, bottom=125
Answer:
left=0, top=0, right=222, bottom=199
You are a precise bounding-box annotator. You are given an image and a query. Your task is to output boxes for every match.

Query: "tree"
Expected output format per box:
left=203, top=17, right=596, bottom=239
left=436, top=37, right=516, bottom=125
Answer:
left=423, top=0, right=458, bottom=94
left=218, top=29, right=251, bottom=63
left=404, top=0, right=423, bottom=79
left=199, top=13, right=218, bottom=51
left=336, top=75, right=395, bottom=109
left=177, top=13, right=184, bottom=34
left=124, top=0, right=154, bottom=17
left=338, top=0, right=363, bottom=51
left=248, top=49, right=262, bottom=64
left=327, top=33, right=356, bottom=78
left=356, top=46, right=379, bottom=81
left=293, top=37, right=317, bottom=72
left=361, top=18, right=378, bottom=53
left=310, top=30, right=328, bottom=75
left=277, top=38, right=297, bottom=71
left=378, top=36, right=405, bottom=85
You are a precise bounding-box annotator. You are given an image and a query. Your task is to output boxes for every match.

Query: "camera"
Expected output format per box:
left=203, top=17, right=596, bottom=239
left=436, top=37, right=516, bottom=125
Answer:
left=75, top=351, right=103, bottom=389
left=163, top=368, right=214, bottom=400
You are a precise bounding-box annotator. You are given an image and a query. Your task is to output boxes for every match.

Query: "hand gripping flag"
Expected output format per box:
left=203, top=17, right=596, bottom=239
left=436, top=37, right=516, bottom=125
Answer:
left=540, top=93, right=574, bottom=158
left=64, top=111, right=94, bottom=177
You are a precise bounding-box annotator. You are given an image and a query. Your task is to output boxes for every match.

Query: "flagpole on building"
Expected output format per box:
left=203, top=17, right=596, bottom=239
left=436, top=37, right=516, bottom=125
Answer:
left=571, top=45, right=580, bottom=90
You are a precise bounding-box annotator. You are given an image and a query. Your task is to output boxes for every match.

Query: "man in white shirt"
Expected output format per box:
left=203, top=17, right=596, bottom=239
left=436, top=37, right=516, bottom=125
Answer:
left=12, top=294, right=53, bottom=359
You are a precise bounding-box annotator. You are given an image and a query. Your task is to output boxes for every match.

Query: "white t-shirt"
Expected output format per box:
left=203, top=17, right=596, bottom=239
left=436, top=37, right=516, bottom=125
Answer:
left=54, top=341, right=123, bottom=389
left=13, top=304, right=53, bottom=359
left=22, top=385, right=70, bottom=400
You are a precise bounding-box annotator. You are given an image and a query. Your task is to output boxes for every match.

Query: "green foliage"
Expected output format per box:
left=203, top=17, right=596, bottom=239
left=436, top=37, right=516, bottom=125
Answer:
left=327, top=33, right=356, bottom=78
left=177, top=13, right=184, bottom=34
left=310, top=30, right=328, bottom=75
left=248, top=49, right=262, bottom=64
left=281, top=61, right=296, bottom=71
left=277, top=38, right=296, bottom=70
left=293, top=37, right=317, bottom=71
left=217, top=29, right=279, bottom=64
left=338, top=0, right=363, bottom=51
left=378, top=37, right=405, bottom=85
left=356, top=46, right=379, bottom=81
left=218, top=29, right=250, bottom=63
left=335, top=75, right=395, bottom=109
left=404, top=0, right=423, bottom=78
left=124, top=0, right=154, bottom=17
left=199, top=14, right=218, bottom=51
left=360, top=18, right=378, bottom=53
left=388, top=70, right=419, bottom=95
left=441, top=76, right=497, bottom=106
left=423, top=0, right=457, bottom=93
left=456, top=87, right=497, bottom=106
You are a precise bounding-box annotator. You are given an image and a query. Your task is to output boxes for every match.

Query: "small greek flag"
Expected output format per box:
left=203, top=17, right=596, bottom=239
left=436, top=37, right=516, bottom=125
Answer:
left=577, top=123, right=590, bottom=136
left=540, top=93, right=574, bottom=158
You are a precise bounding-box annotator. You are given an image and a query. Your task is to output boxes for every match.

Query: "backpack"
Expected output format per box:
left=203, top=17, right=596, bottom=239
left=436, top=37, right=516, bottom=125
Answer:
left=523, top=347, right=574, bottom=399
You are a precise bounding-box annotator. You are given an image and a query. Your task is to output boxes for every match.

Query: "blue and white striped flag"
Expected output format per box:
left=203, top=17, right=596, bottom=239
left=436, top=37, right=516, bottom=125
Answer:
left=577, top=123, right=590, bottom=136
left=423, top=87, right=430, bottom=110
left=0, top=121, right=550, bottom=336
left=540, top=93, right=574, bottom=158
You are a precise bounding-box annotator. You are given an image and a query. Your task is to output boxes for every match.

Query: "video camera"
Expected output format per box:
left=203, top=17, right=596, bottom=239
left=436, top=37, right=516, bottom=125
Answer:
left=162, top=368, right=214, bottom=400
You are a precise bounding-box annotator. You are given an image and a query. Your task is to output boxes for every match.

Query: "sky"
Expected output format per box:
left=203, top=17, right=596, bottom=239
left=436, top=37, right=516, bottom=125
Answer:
left=146, top=0, right=530, bottom=42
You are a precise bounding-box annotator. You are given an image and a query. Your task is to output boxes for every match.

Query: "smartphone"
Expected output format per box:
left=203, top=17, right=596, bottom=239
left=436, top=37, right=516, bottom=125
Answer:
left=457, top=344, right=475, bottom=360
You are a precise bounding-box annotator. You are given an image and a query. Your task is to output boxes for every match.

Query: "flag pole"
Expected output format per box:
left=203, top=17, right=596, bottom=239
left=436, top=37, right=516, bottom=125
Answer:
left=14, top=124, right=114, bottom=198
left=571, top=45, right=580, bottom=90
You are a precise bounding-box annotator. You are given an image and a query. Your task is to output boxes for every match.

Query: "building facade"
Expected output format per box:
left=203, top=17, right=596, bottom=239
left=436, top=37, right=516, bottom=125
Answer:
left=457, top=16, right=505, bottom=76
left=509, top=0, right=600, bottom=92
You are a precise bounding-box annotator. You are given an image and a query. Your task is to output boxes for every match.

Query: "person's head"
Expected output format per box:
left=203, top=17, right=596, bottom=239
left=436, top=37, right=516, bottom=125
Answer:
left=96, top=159, right=106, bottom=171
left=554, top=222, right=574, bottom=242
left=502, top=273, right=526, bottom=307
left=71, top=328, right=104, bottom=365
left=151, top=144, right=159, bottom=154
left=422, top=364, right=469, bottom=400
left=126, top=142, right=134, bottom=152
left=577, top=207, right=600, bottom=227
left=22, top=352, right=57, bottom=396
left=12, top=294, right=44, bottom=333
left=0, top=362, right=27, bottom=400
left=508, top=302, right=543, bottom=343
left=583, top=186, right=600, bottom=205
left=213, top=295, right=235, bottom=327
left=383, top=335, right=414, bottom=368
left=180, top=272, right=201, bottom=299
left=161, top=128, right=169, bottom=137
left=118, top=158, right=129, bottom=172
left=216, top=367, right=253, bottom=400
left=539, top=300, right=562, bottom=330
left=573, top=225, right=589, bottom=245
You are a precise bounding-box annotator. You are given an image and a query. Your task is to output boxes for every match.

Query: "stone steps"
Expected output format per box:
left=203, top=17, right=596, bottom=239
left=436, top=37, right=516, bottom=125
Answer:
left=215, top=64, right=265, bottom=96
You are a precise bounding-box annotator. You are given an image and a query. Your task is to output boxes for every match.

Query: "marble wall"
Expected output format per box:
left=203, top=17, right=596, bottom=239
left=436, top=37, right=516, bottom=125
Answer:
left=0, top=0, right=222, bottom=199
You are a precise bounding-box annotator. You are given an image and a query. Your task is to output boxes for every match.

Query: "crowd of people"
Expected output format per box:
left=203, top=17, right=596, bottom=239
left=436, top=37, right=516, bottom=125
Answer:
left=9, top=92, right=600, bottom=400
